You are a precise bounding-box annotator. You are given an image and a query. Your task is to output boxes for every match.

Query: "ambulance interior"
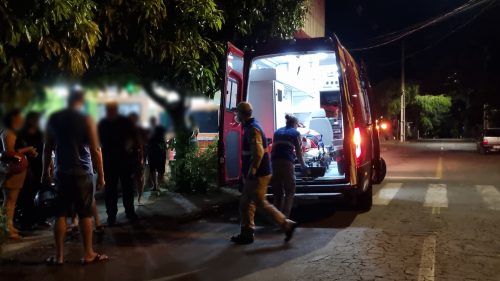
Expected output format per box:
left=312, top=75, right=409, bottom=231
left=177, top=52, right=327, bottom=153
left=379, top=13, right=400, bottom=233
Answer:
left=247, top=52, right=345, bottom=180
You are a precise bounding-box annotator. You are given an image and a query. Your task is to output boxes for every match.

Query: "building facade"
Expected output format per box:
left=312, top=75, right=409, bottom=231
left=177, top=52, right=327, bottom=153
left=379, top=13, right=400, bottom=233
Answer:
left=295, top=0, right=325, bottom=38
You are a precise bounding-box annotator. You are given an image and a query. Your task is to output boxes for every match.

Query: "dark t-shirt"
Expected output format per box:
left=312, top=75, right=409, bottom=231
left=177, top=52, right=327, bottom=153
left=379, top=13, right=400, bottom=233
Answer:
left=18, top=129, right=44, bottom=176
left=98, top=116, right=138, bottom=169
left=272, top=126, right=301, bottom=163
left=47, top=109, right=93, bottom=176
left=147, top=126, right=167, bottom=163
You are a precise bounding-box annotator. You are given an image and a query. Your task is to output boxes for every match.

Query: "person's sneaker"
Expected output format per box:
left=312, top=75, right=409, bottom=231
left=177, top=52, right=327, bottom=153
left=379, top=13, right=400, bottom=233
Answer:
left=284, top=220, right=298, bottom=242
left=230, top=227, right=254, bottom=245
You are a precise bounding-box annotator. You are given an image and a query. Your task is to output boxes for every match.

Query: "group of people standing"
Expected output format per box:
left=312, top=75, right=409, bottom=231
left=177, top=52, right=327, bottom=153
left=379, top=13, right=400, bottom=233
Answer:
left=1, top=110, right=46, bottom=240
left=0, top=89, right=169, bottom=264
left=1, top=92, right=306, bottom=262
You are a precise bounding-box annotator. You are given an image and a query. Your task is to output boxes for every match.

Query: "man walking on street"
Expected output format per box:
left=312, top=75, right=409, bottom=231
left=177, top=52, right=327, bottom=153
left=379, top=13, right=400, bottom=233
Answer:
left=98, top=102, right=139, bottom=225
left=271, top=114, right=308, bottom=218
left=230, top=102, right=298, bottom=245
left=42, top=89, right=108, bottom=265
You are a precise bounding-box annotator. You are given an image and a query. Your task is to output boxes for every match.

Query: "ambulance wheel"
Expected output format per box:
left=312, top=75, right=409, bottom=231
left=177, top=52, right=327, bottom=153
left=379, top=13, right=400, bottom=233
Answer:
left=355, top=169, right=373, bottom=212
left=372, top=158, right=386, bottom=184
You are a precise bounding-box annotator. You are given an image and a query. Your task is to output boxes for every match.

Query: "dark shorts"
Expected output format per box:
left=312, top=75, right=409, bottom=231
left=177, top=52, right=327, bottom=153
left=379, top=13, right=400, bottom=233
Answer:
left=54, top=173, right=94, bottom=218
left=148, top=156, right=166, bottom=175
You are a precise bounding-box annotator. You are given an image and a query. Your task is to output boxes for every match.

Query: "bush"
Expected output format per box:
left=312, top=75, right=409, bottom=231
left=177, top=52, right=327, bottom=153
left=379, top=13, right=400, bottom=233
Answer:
left=168, top=139, right=219, bottom=194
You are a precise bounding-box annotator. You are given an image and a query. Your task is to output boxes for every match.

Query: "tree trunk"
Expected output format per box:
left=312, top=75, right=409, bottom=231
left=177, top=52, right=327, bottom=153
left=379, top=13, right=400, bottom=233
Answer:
left=142, top=81, right=200, bottom=192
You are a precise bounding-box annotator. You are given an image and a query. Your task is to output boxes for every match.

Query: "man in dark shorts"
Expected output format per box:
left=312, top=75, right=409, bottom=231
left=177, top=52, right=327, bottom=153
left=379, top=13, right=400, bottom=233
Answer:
left=98, top=102, right=140, bottom=224
left=42, top=89, right=108, bottom=265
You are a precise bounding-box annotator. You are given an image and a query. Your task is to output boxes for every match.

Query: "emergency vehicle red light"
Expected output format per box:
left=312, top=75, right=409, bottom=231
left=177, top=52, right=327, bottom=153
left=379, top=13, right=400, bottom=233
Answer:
left=354, top=127, right=362, bottom=158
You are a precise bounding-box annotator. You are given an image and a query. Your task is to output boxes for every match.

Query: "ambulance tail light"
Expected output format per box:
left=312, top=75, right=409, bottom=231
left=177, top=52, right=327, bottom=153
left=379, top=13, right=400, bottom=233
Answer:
left=354, top=127, right=362, bottom=159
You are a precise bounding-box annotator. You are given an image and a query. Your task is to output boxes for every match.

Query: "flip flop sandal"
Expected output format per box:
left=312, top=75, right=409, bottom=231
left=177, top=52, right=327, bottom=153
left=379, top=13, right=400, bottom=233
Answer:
left=9, top=233, right=23, bottom=240
left=81, top=254, right=109, bottom=265
left=46, top=256, right=64, bottom=266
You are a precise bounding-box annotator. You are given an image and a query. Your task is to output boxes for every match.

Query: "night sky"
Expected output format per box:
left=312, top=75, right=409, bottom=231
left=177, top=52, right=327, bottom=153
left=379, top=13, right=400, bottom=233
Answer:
left=326, top=0, right=500, bottom=96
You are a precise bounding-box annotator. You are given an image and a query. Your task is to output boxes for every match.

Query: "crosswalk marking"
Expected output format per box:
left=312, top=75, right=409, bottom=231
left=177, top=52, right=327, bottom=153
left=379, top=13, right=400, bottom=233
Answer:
left=374, top=182, right=500, bottom=211
left=373, top=183, right=402, bottom=205
left=423, top=184, right=448, bottom=209
left=417, top=236, right=436, bottom=281
left=476, top=185, right=500, bottom=211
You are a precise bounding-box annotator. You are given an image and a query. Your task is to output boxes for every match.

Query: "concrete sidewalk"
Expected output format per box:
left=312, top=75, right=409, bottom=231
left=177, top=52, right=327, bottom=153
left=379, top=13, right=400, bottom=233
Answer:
left=1, top=187, right=240, bottom=258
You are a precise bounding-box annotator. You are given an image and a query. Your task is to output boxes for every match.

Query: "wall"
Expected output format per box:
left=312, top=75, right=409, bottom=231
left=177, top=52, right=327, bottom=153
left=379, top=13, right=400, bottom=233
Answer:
left=296, top=0, right=325, bottom=38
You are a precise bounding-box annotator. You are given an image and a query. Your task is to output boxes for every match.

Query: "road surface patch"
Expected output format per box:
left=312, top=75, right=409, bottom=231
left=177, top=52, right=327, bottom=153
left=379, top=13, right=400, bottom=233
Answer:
left=435, top=157, right=443, bottom=179
left=373, top=183, right=402, bottom=206
left=475, top=185, right=500, bottom=211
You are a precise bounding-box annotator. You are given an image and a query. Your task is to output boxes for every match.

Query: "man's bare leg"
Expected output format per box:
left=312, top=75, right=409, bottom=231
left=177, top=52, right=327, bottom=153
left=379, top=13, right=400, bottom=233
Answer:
left=54, top=216, right=67, bottom=263
left=92, top=199, right=101, bottom=227
left=79, top=217, right=97, bottom=261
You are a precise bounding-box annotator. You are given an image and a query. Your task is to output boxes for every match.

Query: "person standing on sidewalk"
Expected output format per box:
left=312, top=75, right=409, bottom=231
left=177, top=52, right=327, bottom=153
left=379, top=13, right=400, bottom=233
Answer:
left=17, top=111, right=50, bottom=230
left=98, top=102, right=139, bottom=225
left=230, top=102, right=298, bottom=245
left=1, top=109, right=37, bottom=240
left=128, top=112, right=147, bottom=205
left=146, top=117, right=167, bottom=192
left=42, top=89, right=108, bottom=265
left=271, top=114, right=308, bottom=218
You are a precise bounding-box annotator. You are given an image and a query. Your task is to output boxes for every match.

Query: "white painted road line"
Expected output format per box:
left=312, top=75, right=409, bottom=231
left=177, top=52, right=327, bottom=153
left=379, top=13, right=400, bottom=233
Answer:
left=418, top=236, right=436, bottom=281
left=373, top=182, right=402, bottom=206
left=424, top=184, right=448, bottom=209
left=385, top=176, right=440, bottom=181
left=476, top=185, right=500, bottom=211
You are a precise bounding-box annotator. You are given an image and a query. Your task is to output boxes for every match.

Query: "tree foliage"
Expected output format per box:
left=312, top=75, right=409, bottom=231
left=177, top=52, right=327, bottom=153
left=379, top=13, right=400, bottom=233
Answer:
left=414, top=95, right=452, bottom=137
left=216, top=0, right=309, bottom=47
left=89, top=0, right=224, bottom=95
left=1, top=0, right=309, bottom=164
left=374, top=79, right=455, bottom=138
left=0, top=0, right=100, bottom=109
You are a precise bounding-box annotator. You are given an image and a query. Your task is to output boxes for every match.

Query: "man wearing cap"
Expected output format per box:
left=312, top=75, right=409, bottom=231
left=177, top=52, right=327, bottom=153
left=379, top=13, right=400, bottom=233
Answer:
left=230, top=102, right=298, bottom=245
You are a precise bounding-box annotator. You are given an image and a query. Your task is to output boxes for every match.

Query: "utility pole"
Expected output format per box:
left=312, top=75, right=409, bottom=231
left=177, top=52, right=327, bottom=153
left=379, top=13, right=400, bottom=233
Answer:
left=400, top=41, right=406, bottom=142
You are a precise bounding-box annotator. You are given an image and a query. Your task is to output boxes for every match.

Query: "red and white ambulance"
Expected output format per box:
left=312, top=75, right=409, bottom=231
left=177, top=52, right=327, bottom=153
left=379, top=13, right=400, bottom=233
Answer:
left=218, top=37, right=386, bottom=211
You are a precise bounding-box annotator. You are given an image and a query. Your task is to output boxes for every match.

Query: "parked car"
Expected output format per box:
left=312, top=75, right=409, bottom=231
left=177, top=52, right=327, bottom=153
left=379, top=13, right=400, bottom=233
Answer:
left=478, top=128, right=500, bottom=154
left=218, top=37, right=386, bottom=211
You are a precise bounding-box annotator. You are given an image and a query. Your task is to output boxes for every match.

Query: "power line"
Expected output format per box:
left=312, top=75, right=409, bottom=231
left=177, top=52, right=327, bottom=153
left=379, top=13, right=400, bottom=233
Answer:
left=376, top=0, right=498, bottom=67
left=369, top=0, right=487, bottom=42
left=351, top=0, right=497, bottom=52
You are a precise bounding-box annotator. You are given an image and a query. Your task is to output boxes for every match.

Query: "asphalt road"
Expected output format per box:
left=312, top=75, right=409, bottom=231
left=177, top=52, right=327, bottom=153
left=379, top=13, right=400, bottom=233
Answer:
left=2, top=141, right=500, bottom=281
